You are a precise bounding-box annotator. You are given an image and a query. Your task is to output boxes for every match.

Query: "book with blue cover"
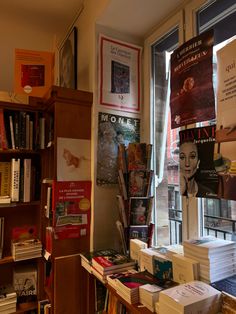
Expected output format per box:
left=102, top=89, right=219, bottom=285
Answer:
left=211, top=274, right=236, bottom=297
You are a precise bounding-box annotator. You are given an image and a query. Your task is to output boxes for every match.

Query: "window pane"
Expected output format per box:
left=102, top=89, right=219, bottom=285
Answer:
left=197, top=2, right=236, bottom=240
left=152, top=29, right=180, bottom=245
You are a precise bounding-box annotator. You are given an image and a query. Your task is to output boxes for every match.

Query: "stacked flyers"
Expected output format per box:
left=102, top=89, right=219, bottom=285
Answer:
left=183, top=236, right=236, bottom=283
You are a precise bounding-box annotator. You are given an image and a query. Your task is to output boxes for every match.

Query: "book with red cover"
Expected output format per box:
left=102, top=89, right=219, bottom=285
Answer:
left=52, top=181, right=91, bottom=240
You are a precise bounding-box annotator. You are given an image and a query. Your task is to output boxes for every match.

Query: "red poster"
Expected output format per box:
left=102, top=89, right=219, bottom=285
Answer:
left=52, top=181, right=91, bottom=240
left=170, top=30, right=215, bottom=129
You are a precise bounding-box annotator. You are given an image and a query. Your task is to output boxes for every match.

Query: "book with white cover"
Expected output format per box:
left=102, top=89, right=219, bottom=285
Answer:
left=184, top=248, right=236, bottom=265
left=139, top=283, right=163, bottom=305
left=10, top=158, right=20, bottom=202
left=183, top=236, right=236, bottom=257
left=159, top=281, right=221, bottom=314
left=172, top=254, right=199, bottom=284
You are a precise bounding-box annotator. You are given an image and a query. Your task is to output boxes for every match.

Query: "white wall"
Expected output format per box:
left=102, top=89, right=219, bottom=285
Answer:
left=0, top=15, right=55, bottom=92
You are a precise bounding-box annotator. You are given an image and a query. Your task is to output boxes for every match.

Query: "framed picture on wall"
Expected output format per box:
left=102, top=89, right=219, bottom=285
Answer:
left=99, top=34, right=142, bottom=113
left=59, top=26, right=77, bottom=89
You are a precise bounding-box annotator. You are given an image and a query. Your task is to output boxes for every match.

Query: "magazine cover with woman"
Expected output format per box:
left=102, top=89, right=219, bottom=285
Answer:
left=179, top=125, right=218, bottom=198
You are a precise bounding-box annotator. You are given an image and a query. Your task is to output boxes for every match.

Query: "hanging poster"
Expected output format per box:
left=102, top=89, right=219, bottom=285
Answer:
left=170, top=30, right=215, bottom=129
left=216, top=38, right=236, bottom=142
left=99, top=34, right=142, bottom=112
left=179, top=125, right=218, bottom=198
left=97, top=112, right=140, bottom=185
left=14, top=48, right=54, bottom=97
left=57, top=137, right=91, bottom=181
left=52, top=181, right=91, bottom=240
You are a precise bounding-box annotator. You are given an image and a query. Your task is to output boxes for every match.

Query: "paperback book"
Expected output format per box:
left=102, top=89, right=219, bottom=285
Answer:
left=129, top=196, right=153, bottom=225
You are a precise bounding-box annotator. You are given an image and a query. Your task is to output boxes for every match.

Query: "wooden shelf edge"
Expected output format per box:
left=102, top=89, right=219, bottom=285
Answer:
left=16, top=301, right=37, bottom=313
left=0, top=255, right=14, bottom=264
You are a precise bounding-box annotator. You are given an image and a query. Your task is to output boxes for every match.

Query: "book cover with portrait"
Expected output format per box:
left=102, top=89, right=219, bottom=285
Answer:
left=170, top=30, right=215, bottom=129
left=179, top=125, right=218, bottom=198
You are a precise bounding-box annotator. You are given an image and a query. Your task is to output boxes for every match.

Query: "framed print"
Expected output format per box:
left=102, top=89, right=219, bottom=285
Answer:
left=59, top=27, right=77, bottom=89
left=99, top=34, right=142, bottom=113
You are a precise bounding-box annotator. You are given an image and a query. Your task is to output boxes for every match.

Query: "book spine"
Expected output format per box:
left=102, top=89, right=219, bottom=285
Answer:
left=14, top=112, right=19, bottom=149
left=45, top=187, right=52, bottom=219
left=0, top=217, right=4, bottom=259
left=0, top=162, right=11, bottom=196
left=9, top=115, right=15, bottom=149
left=10, top=158, right=20, bottom=202
left=23, top=159, right=31, bottom=202
left=0, top=109, right=8, bottom=149
left=19, top=111, right=26, bottom=149
left=29, top=120, right=33, bottom=150
left=25, top=114, right=30, bottom=150
left=39, top=117, right=45, bottom=149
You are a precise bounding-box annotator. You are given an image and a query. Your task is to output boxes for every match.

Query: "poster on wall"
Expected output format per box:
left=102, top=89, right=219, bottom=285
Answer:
left=170, top=30, right=215, bottom=129
left=52, top=181, right=91, bottom=240
left=14, top=48, right=54, bottom=97
left=179, top=125, right=218, bottom=198
left=97, top=112, right=140, bottom=185
left=216, top=38, right=236, bottom=142
left=99, top=34, right=142, bottom=113
left=57, top=137, right=91, bottom=181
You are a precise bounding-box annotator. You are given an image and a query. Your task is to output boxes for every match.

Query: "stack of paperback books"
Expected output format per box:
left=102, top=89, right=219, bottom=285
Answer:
left=114, top=270, right=175, bottom=305
left=183, top=236, right=236, bottom=283
left=0, top=284, right=17, bottom=313
left=91, top=252, right=136, bottom=281
left=159, top=281, right=221, bottom=314
left=11, top=238, right=42, bottom=261
left=139, top=284, right=163, bottom=312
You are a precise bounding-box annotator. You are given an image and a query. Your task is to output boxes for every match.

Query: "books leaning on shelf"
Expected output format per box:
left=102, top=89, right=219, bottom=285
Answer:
left=0, top=217, right=4, bottom=259
left=13, top=264, right=37, bottom=304
left=11, top=238, right=42, bottom=261
left=159, top=281, right=221, bottom=314
left=0, top=284, right=17, bottom=314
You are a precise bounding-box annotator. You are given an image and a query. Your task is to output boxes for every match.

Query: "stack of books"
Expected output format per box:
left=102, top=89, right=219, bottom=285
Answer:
left=114, top=270, right=175, bottom=305
left=159, top=281, right=221, bottom=314
left=91, top=252, right=136, bottom=282
left=183, top=236, right=236, bottom=283
left=11, top=238, right=42, bottom=261
left=0, top=284, right=17, bottom=314
left=139, top=284, right=163, bottom=312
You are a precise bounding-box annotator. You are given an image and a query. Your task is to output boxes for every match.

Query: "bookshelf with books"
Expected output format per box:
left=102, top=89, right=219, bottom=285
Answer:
left=39, top=86, right=93, bottom=314
left=0, top=86, right=93, bottom=314
left=0, top=96, right=44, bottom=313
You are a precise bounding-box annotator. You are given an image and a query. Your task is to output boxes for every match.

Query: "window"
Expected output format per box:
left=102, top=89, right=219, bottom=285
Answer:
left=145, top=0, right=236, bottom=245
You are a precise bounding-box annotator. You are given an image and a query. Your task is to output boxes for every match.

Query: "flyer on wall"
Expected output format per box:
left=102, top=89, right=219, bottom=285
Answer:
left=179, top=125, right=218, bottom=198
left=52, top=181, right=91, bottom=240
left=97, top=112, right=140, bottom=186
left=99, top=34, right=142, bottom=113
left=170, top=30, right=215, bottom=129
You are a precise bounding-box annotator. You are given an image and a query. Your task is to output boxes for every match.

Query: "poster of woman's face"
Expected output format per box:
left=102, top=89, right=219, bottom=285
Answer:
left=59, top=27, right=77, bottom=89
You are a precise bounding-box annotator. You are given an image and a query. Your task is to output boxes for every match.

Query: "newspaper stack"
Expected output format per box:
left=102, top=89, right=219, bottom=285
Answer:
left=11, top=238, right=42, bottom=261
left=159, top=281, right=221, bottom=314
left=183, top=236, right=236, bottom=283
left=0, top=284, right=17, bottom=314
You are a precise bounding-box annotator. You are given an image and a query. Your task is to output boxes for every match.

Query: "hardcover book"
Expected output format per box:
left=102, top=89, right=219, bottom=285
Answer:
left=10, top=158, right=20, bottom=202
left=179, top=125, right=218, bottom=198
left=0, top=162, right=11, bottom=196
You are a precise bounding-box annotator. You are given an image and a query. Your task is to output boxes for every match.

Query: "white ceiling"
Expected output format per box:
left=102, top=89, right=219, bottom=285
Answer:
left=1, top=0, right=184, bottom=38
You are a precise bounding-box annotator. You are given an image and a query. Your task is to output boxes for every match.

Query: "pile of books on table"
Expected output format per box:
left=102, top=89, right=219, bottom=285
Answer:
left=11, top=238, right=42, bottom=261
left=107, top=269, right=176, bottom=306
left=80, top=249, right=136, bottom=283
left=0, top=284, right=17, bottom=314
left=158, top=281, right=221, bottom=314
left=183, top=236, right=236, bottom=283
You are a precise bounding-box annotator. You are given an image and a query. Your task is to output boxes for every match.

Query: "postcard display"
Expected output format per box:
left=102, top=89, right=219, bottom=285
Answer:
left=170, top=30, right=236, bottom=202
